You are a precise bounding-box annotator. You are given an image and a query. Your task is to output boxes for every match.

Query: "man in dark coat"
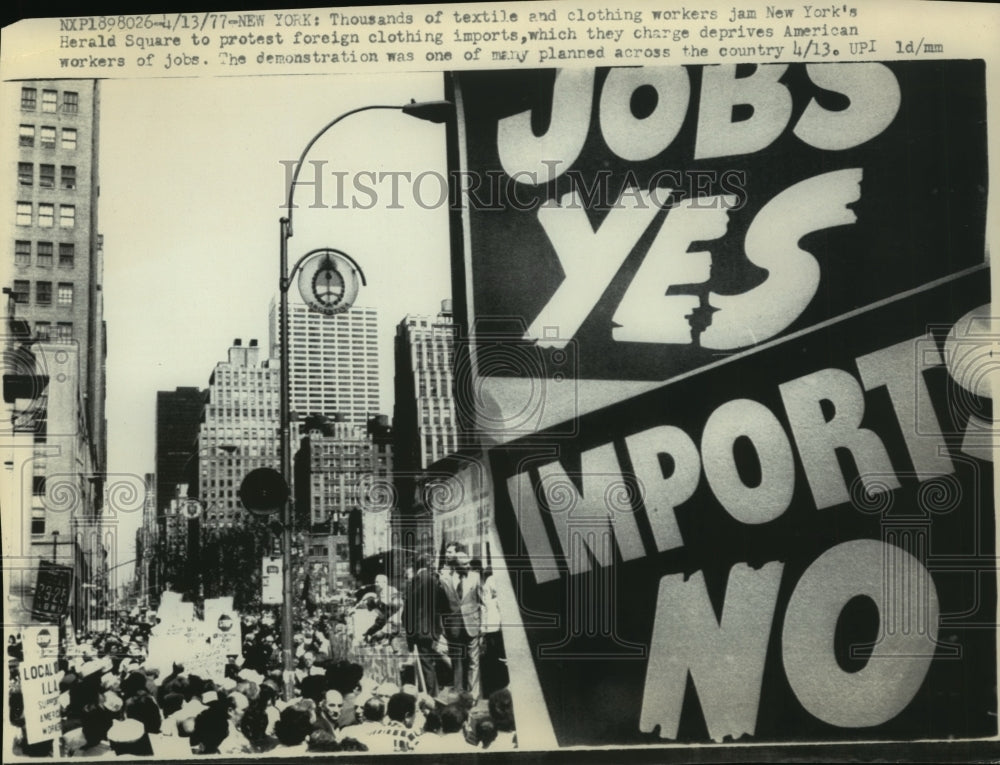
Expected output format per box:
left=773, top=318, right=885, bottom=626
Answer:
left=402, top=554, right=446, bottom=697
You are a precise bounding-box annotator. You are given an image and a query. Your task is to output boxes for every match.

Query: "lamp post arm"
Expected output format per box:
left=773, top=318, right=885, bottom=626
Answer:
left=283, top=104, right=406, bottom=239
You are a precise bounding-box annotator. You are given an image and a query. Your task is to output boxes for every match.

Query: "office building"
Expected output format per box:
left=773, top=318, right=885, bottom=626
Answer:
left=294, top=413, right=393, bottom=588
left=269, top=298, right=381, bottom=428
left=192, top=338, right=280, bottom=529
left=4, top=79, right=106, bottom=630
left=393, top=300, right=458, bottom=512
left=9, top=79, right=106, bottom=472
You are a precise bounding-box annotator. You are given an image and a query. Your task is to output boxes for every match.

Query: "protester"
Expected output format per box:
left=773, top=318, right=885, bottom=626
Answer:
left=8, top=562, right=518, bottom=759
left=310, top=689, right=342, bottom=739
left=439, top=547, right=483, bottom=698
left=352, top=696, right=386, bottom=745
left=425, top=703, right=479, bottom=753
left=474, top=716, right=498, bottom=750
left=68, top=704, right=113, bottom=758
left=402, top=553, right=445, bottom=697
left=362, top=692, right=422, bottom=752
left=479, top=563, right=509, bottom=697
left=488, top=687, right=518, bottom=751
left=191, top=706, right=229, bottom=755
left=271, top=705, right=313, bottom=754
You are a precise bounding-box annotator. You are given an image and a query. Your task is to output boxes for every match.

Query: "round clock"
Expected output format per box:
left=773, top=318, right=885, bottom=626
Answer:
left=296, top=249, right=362, bottom=315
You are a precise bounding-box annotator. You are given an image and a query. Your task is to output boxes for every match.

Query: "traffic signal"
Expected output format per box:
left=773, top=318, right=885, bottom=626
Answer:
left=238, top=468, right=289, bottom=516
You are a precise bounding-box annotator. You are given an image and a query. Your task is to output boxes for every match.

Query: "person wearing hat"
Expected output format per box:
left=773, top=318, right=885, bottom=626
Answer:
left=192, top=705, right=229, bottom=755
left=108, top=717, right=153, bottom=756
left=438, top=546, right=484, bottom=699
left=374, top=681, right=400, bottom=703
left=67, top=703, right=114, bottom=758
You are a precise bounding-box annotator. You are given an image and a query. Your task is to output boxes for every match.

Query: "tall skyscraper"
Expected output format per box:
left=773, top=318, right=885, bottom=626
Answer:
left=3, top=79, right=106, bottom=630
left=193, top=338, right=280, bottom=530
left=393, top=299, right=458, bottom=511
left=153, top=386, right=205, bottom=586
left=154, top=387, right=206, bottom=518
left=269, top=298, right=381, bottom=428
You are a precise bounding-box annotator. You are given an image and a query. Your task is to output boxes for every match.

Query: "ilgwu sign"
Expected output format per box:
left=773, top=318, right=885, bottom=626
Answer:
left=449, top=63, right=993, bottom=744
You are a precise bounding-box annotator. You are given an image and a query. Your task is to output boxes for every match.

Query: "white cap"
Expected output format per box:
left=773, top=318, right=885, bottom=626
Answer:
left=108, top=718, right=144, bottom=744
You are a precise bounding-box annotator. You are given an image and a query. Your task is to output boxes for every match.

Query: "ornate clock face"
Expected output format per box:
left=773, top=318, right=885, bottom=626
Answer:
left=297, top=249, right=362, bottom=315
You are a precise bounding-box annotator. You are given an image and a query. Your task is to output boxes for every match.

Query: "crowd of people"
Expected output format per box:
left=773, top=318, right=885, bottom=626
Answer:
left=7, top=540, right=517, bottom=757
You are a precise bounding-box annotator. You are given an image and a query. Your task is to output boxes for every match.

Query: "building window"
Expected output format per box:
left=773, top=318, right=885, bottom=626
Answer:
left=18, top=162, right=33, bottom=186
left=55, top=323, right=73, bottom=343
left=41, top=90, right=57, bottom=112
left=21, top=87, right=36, bottom=110
left=13, top=280, right=30, bottom=304
left=61, top=128, right=77, bottom=150
left=59, top=205, right=75, bottom=228
left=59, top=243, right=75, bottom=268
left=31, top=510, right=45, bottom=536
left=35, top=322, right=51, bottom=341
left=16, top=202, right=32, bottom=226
left=40, top=126, right=56, bottom=148
left=15, top=241, right=31, bottom=266
left=39, top=164, right=55, bottom=189
left=62, top=91, right=79, bottom=114
left=58, top=283, right=73, bottom=306
left=19, top=124, right=35, bottom=147
left=61, top=166, right=76, bottom=190
left=36, top=281, right=52, bottom=306
left=38, top=203, right=54, bottom=227
left=33, top=475, right=46, bottom=495
left=37, top=242, right=53, bottom=267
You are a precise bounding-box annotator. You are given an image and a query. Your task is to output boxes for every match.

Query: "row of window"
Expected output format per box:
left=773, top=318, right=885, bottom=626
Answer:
left=11, top=279, right=74, bottom=307
left=19, top=125, right=78, bottom=150
left=16, top=202, right=75, bottom=228
left=32, top=321, right=74, bottom=342
left=19, top=163, right=76, bottom=190
left=207, top=408, right=276, bottom=419
left=15, top=240, right=75, bottom=268
left=21, top=87, right=79, bottom=114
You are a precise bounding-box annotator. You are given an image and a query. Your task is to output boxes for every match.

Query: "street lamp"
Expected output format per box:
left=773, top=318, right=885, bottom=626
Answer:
left=274, top=98, right=453, bottom=698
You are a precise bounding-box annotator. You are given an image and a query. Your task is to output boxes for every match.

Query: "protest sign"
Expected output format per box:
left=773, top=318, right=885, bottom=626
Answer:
left=204, top=596, right=242, bottom=658
left=20, top=626, right=63, bottom=746
left=450, top=62, right=987, bottom=441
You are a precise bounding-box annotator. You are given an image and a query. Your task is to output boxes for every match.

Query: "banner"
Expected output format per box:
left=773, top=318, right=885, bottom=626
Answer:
left=20, top=626, right=63, bottom=746
left=30, top=561, right=73, bottom=623
left=451, top=62, right=994, bottom=745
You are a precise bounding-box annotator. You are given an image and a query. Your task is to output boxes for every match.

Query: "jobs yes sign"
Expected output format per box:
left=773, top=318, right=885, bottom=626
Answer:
left=452, top=62, right=993, bottom=746
left=452, top=63, right=986, bottom=384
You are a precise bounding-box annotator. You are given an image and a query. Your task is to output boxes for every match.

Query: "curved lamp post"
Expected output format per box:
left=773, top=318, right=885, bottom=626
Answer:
left=275, top=98, right=452, bottom=697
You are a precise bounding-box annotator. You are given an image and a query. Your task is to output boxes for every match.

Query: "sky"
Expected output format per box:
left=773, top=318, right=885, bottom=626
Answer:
left=98, top=72, right=454, bottom=578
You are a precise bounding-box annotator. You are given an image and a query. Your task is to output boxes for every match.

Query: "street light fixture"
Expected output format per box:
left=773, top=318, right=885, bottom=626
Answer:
left=274, top=98, right=453, bottom=698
